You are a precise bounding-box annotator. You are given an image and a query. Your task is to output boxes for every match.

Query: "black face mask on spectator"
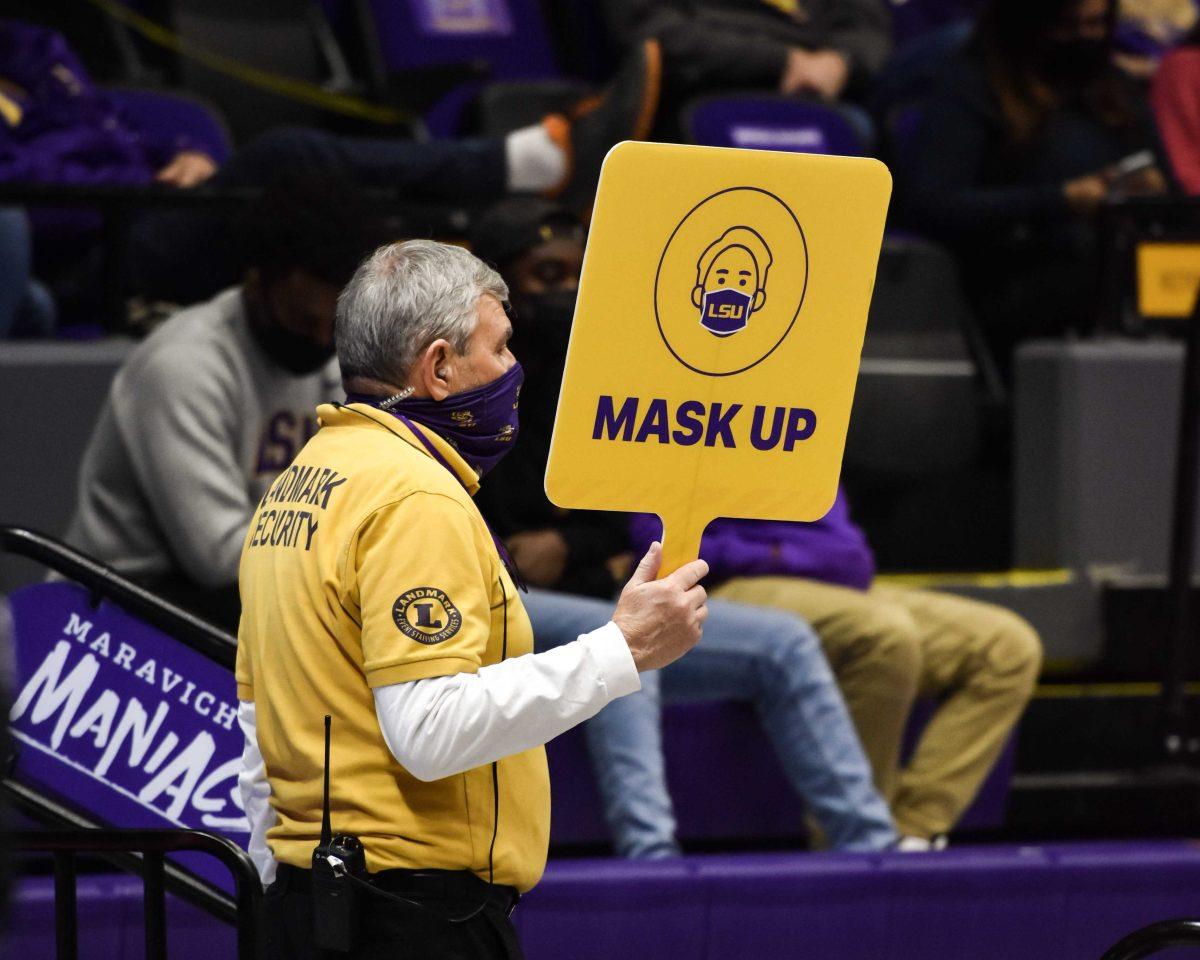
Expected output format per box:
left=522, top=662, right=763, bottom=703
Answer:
left=245, top=282, right=337, bottom=376
left=511, top=290, right=576, bottom=379
left=1036, top=36, right=1110, bottom=88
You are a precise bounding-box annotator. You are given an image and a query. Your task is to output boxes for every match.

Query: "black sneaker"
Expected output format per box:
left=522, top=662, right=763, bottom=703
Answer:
left=547, top=38, right=662, bottom=213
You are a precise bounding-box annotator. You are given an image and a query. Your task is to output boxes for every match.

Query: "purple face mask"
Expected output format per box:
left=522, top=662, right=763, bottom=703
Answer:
left=700, top=287, right=754, bottom=337
left=350, top=362, right=524, bottom=478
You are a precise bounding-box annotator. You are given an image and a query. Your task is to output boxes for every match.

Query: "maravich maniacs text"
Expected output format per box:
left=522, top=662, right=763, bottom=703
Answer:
left=9, top=611, right=247, bottom=831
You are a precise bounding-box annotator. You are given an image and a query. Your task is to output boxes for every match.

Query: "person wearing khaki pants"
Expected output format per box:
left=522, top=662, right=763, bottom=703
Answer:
left=631, top=491, right=1043, bottom=842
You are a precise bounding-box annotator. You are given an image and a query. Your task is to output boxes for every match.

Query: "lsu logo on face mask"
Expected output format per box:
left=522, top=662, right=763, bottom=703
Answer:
left=656, top=188, right=807, bottom=377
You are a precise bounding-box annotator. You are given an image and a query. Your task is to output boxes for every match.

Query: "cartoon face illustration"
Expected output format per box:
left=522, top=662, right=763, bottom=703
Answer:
left=691, top=226, right=773, bottom=337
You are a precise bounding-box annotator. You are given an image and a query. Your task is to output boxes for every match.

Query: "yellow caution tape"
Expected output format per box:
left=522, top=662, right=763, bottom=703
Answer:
left=874, top=568, right=1076, bottom=590
left=84, top=0, right=412, bottom=126
left=1034, top=681, right=1200, bottom=699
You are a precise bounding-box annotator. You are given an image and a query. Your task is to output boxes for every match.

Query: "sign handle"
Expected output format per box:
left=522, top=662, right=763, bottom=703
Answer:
left=657, top=510, right=711, bottom=579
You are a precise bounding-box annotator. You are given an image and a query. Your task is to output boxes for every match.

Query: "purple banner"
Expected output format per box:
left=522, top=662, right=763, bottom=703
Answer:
left=412, top=0, right=513, bottom=36
left=7, top=582, right=247, bottom=894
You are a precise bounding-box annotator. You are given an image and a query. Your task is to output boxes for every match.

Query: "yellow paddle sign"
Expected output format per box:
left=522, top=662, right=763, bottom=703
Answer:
left=545, top=141, right=892, bottom=574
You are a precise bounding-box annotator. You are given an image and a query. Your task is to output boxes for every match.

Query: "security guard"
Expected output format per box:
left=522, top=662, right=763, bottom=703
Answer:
left=236, top=239, right=710, bottom=959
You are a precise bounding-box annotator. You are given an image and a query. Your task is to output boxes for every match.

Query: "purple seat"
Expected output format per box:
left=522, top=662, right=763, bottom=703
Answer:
left=364, top=0, right=560, bottom=135
left=106, top=86, right=233, bottom=165
left=887, top=0, right=985, bottom=50
left=683, top=93, right=872, bottom=157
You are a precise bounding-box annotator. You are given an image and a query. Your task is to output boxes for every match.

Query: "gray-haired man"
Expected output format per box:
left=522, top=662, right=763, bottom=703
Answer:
left=237, top=240, right=710, bottom=959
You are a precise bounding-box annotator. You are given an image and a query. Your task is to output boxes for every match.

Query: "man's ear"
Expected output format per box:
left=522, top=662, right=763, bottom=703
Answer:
left=753, top=288, right=767, bottom=312
left=691, top=284, right=704, bottom=309
left=413, top=339, right=455, bottom=400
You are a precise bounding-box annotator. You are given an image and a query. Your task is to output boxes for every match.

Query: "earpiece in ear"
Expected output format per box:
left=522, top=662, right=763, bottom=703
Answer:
left=437, top=369, right=448, bottom=378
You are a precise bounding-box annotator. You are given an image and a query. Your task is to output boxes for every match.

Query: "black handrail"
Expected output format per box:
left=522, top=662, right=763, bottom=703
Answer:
left=0, top=778, right=239, bottom=923
left=1162, top=288, right=1200, bottom=758
left=1101, top=918, right=1200, bottom=960
left=0, top=526, right=236, bottom=669
left=13, top=829, right=262, bottom=960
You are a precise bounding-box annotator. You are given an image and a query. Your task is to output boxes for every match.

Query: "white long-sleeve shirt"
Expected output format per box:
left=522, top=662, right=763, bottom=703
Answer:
left=238, top=621, right=638, bottom=886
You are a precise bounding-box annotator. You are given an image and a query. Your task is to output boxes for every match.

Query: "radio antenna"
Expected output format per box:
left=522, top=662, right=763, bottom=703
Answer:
left=320, top=714, right=333, bottom=847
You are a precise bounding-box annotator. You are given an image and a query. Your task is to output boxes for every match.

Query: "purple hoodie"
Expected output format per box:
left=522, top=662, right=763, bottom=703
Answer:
left=0, top=21, right=196, bottom=187
left=628, top=489, right=876, bottom=591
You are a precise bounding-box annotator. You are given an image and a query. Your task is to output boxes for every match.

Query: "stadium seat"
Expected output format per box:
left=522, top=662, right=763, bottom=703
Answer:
left=360, top=0, right=561, bottom=135
left=106, top=86, right=234, bottom=165
left=847, top=234, right=991, bottom=480
left=478, top=79, right=591, bottom=138
left=885, top=0, right=984, bottom=51
left=843, top=234, right=1011, bottom=569
left=683, top=93, right=874, bottom=157
left=164, top=0, right=391, bottom=142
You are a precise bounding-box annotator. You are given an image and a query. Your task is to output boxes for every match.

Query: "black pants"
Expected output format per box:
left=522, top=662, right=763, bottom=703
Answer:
left=126, top=127, right=508, bottom=304
left=263, top=865, right=525, bottom=960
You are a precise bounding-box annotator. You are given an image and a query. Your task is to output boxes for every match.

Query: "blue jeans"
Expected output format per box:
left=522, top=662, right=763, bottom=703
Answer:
left=524, top=589, right=897, bottom=857
left=0, top=208, right=56, bottom=339
left=128, top=127, right=507, bottom=303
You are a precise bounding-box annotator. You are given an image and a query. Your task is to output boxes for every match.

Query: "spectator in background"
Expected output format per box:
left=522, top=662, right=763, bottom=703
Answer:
left=1153, top=24, right=1200, bottom=194
left=629, top=499, right=1043, bottom=848
left=64, top=180, right=385, bottom=630
left=0, top=19, right=660, bottom=310
left=904, top=0, right=1171, bottom=372
left=472, top=199, right=898, bottom=857
left=603, top=0, right=891, bottom=112
left=0, top=207, right=55, bottom=338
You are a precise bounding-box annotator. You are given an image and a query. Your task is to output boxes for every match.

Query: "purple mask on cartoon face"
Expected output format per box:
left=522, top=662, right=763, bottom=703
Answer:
left=700, top=287, right=754, bottom=337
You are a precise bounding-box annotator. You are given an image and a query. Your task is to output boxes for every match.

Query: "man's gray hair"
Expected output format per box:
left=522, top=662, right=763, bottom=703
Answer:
left=335, top=239, right=509, bottom=385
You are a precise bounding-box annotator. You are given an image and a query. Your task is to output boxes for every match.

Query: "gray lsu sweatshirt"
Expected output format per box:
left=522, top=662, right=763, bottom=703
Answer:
left=65, top=287, right=341, bottom=590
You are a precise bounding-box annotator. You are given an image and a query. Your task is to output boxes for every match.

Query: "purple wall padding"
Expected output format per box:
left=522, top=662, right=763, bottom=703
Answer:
left=547, top=701, right=1015, bottom=848
left=514, top=858, right=706, bottom=958
left=10, top=843, right=1200, bottom=959
left=4, top=874, right=237, bottom=959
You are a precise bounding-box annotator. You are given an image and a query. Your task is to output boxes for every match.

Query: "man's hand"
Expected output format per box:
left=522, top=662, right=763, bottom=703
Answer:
left=507, top=529, right=569, bottom=588
left=1062, top=171, right=1110, bottom=216
left=780, top=48, right=850, bottom=101
left=612, top=542, right=709, bottom=672
left=156, top=150, right=218, bottom=188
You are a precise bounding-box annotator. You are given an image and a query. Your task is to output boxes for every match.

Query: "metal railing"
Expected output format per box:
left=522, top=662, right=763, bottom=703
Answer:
left=0, top=526, right=236, bottom=668
left=14, top=829, right=262, bottom=960
left=1101, top=918, right=1200, bottom=959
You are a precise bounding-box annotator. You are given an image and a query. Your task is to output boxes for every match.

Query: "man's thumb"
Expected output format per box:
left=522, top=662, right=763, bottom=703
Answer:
left=628, top=542, right=662, bottom=585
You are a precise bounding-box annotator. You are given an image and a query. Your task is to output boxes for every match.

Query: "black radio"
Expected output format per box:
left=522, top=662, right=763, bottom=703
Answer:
left=312, top=715, right=367, bottom=953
